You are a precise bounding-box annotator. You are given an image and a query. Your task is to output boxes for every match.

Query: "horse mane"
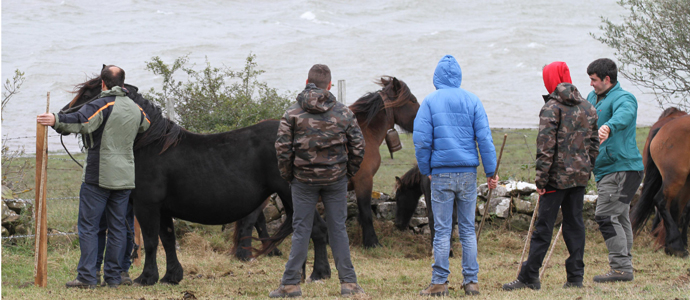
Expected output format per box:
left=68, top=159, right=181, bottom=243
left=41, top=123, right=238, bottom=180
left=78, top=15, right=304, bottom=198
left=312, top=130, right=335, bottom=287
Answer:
left=71, top=76, right=183, bottom=154
left=350, top=76, right=414, bottom=126
left=658, top=107, right=687, bottom=120
left=399, top=164, right=422, bottom=188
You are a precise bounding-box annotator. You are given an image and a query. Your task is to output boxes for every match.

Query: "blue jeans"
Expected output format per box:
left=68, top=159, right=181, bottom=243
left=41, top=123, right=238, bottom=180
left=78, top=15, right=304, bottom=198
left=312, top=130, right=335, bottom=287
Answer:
left=75, top=183, right=130, bottom=285
left=430, top=172, right=478, bottom=285
left=96, top=200, right=134, bottom=273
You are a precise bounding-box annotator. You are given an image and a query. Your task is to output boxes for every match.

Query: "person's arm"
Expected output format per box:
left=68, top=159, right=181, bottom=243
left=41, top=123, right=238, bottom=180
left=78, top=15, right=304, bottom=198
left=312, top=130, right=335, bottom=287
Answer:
left=345, top=112, right=365, bottom=178
left=136, top=104, right=151, bottom=133
left=48, top=99, right=111, bottom=135
left=534, top=104, right=559, bottom=190
left=600, top=94, right=637, bottom=142
left=413, top=100, right=433, bottom=176
left=275, top=111, right=295, bottom=182
left=473, top=100, right=496, bottom=178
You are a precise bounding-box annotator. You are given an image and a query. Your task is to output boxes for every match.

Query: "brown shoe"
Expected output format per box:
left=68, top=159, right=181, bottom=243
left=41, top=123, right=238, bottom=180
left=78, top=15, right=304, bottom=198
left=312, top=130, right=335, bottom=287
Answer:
left=65, top=278, right=96, bottom=289
left=269, top=284, right=302, bottom=298
left=341, top=282, right=365, bottom=297
left=419, top=282, right=449, bottom=297
left=463, top=282, right=480, bottom=296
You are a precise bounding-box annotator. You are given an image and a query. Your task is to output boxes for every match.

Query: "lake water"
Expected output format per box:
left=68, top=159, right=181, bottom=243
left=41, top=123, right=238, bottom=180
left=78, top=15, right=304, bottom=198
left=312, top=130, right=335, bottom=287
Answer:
left=2, top=0, right=663, bottom=153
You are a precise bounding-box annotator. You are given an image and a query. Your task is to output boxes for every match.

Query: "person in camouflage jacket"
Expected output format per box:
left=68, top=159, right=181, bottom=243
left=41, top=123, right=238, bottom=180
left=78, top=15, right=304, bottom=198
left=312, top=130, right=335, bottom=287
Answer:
left=271, top=64, right=366, bottom=298
left=504, top=61, right=599, bottom=292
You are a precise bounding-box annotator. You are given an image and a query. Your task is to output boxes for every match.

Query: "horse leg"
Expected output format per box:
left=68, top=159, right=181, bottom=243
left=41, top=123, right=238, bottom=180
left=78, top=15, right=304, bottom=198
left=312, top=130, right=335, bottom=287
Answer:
left=309, top=212, right=332, bottom=281
left=654, top=187, right=687, bottom=256
left=254, top=209, right=282, bottom=257
left=234, top=208, right=262, bottom=261
left=450, top=199, right=458, bottom=258
left=159, top=212, right=184, bottom=284
left=132, top=204, right=161, bottom=285
left=354, top=177, right=380, bottom=248
left=423, top=177, right=435, bottom=252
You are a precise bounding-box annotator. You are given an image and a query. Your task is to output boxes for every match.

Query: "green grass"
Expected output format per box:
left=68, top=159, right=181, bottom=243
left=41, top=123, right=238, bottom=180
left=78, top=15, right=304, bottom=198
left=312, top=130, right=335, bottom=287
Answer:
left=3, top=127, right=688, bottom=299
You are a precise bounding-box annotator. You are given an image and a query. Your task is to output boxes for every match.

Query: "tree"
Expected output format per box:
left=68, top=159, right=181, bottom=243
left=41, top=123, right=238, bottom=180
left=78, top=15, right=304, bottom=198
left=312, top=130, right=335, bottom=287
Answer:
left=593, top=0, right=690, bottom=110
left=145, top=54, right=293, bottom=133
left=2, top=69, right=25, bottom=121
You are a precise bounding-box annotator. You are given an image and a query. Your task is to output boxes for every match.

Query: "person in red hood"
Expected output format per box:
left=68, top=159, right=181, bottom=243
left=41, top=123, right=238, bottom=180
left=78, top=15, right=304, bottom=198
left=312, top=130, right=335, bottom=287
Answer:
left=503, top=61, right=599, bottom=291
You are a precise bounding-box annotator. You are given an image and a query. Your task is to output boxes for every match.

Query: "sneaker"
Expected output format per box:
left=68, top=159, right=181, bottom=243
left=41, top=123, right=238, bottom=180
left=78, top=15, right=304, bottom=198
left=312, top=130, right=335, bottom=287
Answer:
left=341, top=282, right=365, bottom=297
left=268, top=284, right=302, bottom=298
left=502, top=278, right=541, bottom=291
left=65, top=278, right=96, bottom=289
left=593, top=269, right=633, bottom=282
left=120, top=271, right=133, bottom=285
left=463, top=282, right=480, bottom=296
left=419, top=282, right=449, bottom=297
left=563, top=281, right=583, bottom=288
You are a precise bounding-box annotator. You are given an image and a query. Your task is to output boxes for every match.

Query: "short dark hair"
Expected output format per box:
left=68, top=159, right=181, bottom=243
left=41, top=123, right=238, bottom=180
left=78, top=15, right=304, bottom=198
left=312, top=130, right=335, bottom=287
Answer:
left=587, top=58, right=617, bottom=84
left=307, top=64, right=331, bottom=89
left=101, top=65, right=125, bottom=89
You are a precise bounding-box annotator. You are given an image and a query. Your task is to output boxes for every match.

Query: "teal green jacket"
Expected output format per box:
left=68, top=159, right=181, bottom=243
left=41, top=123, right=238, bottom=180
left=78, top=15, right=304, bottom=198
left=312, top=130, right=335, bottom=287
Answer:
left=586, top=82, right=644, bottom=182
left=53, top=87, right=150, bottom=189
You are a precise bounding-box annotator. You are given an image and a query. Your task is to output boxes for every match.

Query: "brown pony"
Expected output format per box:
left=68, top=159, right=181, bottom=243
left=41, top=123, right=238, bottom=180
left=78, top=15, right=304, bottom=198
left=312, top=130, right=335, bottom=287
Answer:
left=348, top=76, right=419, bottom=247
left=632, top=108, right=690, bottom=257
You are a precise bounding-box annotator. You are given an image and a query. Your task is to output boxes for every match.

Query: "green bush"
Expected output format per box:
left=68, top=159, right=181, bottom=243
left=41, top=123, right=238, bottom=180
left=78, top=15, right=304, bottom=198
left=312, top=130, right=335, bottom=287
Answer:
left=145, top=54, right=293, bottom=133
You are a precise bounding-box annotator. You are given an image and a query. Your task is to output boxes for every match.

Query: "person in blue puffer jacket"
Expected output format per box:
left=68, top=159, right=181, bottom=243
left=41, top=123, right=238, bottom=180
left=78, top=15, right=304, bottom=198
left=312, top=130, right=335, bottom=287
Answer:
left=414, top=55, right=498, bottom=297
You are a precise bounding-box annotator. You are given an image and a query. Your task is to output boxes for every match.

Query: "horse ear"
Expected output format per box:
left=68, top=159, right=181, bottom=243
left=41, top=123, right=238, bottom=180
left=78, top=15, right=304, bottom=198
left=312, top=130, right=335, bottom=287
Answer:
left=395, top=176, right=402, bottom=185
left=392, top=77, right=401, bottom=91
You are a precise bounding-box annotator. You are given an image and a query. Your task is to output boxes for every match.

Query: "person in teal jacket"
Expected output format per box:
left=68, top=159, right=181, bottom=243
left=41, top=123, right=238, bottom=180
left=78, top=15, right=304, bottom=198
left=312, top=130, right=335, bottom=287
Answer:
left=586, top=58, right=644, bottom=283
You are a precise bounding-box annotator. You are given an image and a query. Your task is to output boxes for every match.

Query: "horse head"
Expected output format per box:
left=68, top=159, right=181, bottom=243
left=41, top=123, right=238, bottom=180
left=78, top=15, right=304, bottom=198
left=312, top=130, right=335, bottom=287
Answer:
left=393, top=164, right=424, bottom=231
left=378, top=76, right=419, bottom=132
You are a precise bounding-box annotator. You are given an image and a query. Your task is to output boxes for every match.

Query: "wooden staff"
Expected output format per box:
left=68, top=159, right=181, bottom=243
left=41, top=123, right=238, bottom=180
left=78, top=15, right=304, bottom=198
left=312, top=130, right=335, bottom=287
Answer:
left=516, top=196, right=540, bottom=278
left=476, top=134, right=507, bottom=242
left=34, top=92, right=50, bottom=287
left=540, top=223, right=563, bottom=279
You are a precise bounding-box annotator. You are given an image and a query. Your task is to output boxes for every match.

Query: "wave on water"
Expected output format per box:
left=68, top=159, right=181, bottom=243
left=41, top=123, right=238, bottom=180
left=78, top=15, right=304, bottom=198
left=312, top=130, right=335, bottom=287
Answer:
left=299, top=11, right=336, bottom=26
left=157, top=10, right=174, bottom=15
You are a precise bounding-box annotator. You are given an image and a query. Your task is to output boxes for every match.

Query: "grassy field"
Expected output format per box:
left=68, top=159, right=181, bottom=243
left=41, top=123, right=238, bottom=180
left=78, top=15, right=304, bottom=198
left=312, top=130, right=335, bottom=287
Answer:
left=3, top=126, right=689, bottom=299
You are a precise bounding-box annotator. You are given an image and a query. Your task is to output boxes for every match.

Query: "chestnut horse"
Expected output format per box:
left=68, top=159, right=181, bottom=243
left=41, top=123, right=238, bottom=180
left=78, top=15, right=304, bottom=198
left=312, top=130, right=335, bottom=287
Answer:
left=631, top=108, right=690, bottom=257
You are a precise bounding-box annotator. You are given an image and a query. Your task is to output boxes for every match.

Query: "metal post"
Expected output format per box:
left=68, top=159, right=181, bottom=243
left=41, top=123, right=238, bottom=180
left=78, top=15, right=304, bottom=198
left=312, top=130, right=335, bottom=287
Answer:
left=166, top=98, right=176, bottom=121
left=337, top=80, right=346, bottom=104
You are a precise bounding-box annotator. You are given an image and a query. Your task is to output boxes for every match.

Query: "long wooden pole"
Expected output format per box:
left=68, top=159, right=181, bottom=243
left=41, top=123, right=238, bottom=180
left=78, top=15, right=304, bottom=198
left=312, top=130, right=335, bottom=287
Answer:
left=517, top=197, right=540, bottom=278
left=34, top=92, right=49, bottom=287
left=540, top=223, right=563, bottom=279
left=476, top=134, right=507, bottom=242
left=133, top=217, right=143, bottom=267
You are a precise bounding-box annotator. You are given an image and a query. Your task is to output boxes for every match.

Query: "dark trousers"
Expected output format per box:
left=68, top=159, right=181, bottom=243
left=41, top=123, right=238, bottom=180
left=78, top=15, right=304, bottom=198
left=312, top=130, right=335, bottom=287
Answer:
left=76, top=183, right=130, bottom=285
left=96, top=200, right=134, bottom=273
left=281, top=177, right=357, bottom=285
left=519, top=186, right=586, bottom=283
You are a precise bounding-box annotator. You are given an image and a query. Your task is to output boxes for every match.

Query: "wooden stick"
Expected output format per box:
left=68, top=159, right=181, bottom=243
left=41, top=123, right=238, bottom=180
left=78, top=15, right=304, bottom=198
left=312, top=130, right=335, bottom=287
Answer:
left=540, top=223, right=563, bottom=279
left=133, top=217, right=143, bottom=267
left=476, top=134, right=508, bottom=242
left=34, top=92, right=50, bottom=287
left=517, top=197, right=540, bottom=278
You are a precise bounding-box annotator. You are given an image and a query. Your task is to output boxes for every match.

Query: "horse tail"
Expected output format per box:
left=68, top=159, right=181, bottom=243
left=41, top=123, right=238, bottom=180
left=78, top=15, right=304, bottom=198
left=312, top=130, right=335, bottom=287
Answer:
left=250, top=196, right=295, bottom=258
left=652, top=222, right=666, bottom=250
left=631, top=128, right=663, bottom=235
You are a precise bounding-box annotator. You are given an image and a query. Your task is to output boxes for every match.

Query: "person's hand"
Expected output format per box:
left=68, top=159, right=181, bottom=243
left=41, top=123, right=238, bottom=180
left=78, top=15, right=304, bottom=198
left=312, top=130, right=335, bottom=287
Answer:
left=598, top=125, right=610, bottom=143
left=487, top=175, right=499, bottom=189
left=36, top=113, right=55, bottom=126
left=536, top=188, right=546, bottom=195
left=428, top=175, right=431, bottom=181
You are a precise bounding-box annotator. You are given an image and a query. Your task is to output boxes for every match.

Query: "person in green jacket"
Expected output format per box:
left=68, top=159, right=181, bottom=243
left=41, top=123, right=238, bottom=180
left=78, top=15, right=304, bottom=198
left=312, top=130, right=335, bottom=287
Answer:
left=586, top=58, right=644, bottom=283
left=37, top=65, right=150, bottom=289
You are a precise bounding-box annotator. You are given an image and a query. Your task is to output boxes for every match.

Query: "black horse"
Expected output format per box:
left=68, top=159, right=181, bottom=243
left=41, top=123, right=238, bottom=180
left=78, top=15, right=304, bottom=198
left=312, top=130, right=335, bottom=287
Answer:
left=393, top=164, right=457, bottom=255
left=61, top=78, right=307, bottom=285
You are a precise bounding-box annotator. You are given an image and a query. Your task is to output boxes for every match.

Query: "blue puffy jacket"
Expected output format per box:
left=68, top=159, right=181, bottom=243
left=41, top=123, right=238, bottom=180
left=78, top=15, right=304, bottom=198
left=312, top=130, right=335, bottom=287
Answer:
left=413, top=55, right=497, bottom=177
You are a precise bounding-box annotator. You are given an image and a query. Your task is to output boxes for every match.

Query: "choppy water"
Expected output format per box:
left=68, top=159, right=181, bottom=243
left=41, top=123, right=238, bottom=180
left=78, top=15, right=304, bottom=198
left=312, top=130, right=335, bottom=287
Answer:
left=2, top=0, right=662, bottom=153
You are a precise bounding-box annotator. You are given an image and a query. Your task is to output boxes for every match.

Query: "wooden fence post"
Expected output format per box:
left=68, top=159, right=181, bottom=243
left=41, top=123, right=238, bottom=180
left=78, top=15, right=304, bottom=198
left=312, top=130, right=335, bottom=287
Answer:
left=34, top=92, right=49, bottom=287
left=337, top=80, right=346, bottom=104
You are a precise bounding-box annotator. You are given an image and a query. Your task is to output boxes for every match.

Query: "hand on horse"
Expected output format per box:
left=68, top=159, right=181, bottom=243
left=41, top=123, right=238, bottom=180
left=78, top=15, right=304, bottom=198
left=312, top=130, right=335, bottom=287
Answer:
left=598, top=125, right=610, bottom=143
left=487, top=175, right=499, bottom=189
left=36, top=113, right=55, bottom=126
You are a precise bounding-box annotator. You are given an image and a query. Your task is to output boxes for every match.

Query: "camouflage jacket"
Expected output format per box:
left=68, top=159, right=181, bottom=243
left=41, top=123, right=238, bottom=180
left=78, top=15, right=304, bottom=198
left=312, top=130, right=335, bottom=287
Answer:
left=275, top=83, right=365, bottom=184
left=535, top=83, right=599, bottom=190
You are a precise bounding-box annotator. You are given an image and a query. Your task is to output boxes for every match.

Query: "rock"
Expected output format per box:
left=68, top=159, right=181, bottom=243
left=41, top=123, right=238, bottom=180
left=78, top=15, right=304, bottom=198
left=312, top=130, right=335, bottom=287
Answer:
left=271, top=194, right=284, bottom=212
left=347, top=190, right=357, bottom=203
left=1, top=226, right=8, bottom=237
left=505, top=181, right=537, bottom=196
left=477, top=197, right=511, bottom=217
left=494, top=198, right=511, bottom=218
left=509, top=214, right=532, bottom=231
left=267, top=219, right=282, bottom=235
left=530, top=192, right=540, bottom=203
left=347, top=202, right=358, bottom=219
left=477, top=184, right=509, bottom=198
left=2, top=185, right=14, bottom=200
left=422, top=226, right=431, bottom=235
left=5, top=199, right=29, bottom=214
left=584, top=195, right=598, bottom=203
left=263, top=204, right=281, bottom=222
left=409, top=217, right=429, bottom=228
left=377, top=202, right=396, bottom=220
left=14, top=224, right=28, bottom=235
left=414, top=199, right=427, bottom=216
left=513, top=198, right=535, bottom=214
left=2, top=201, right=20, bottom=225
left=370, top=191, right=385, bottom=206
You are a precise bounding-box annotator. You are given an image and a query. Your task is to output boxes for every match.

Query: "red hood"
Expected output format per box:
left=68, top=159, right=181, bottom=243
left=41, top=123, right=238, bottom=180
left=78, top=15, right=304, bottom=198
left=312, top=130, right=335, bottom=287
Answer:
left=542, top=61, right=572, bottom=94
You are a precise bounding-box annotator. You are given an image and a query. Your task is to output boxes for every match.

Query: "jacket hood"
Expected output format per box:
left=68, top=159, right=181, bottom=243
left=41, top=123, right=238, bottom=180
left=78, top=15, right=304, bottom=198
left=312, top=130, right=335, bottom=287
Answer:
left=298, top=83, right=336, bottom=113
left=99, top=86, right=127, bottom=98
left=433, top=55, right=462, bottom=89
left=546, top=83, right=584, bottom=106
left=542, top=61, right=572, bottom=94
